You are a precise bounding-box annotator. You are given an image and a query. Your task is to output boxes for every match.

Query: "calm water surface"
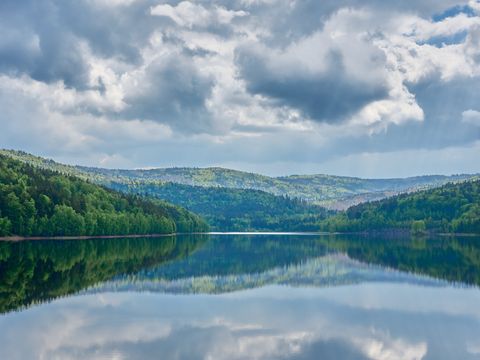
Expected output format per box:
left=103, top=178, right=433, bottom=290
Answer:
left=1, top=233, right=480, bottom=359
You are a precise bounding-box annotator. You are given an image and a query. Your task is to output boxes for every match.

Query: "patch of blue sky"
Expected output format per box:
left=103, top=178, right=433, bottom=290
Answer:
left=418, top=30, right=468, bottom=47
left=432, top=4, right=476, bottom=22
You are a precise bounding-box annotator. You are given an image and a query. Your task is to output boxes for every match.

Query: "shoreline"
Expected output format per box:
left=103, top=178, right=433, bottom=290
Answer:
left=0, top=233, right=177, bottom=242
left=1, top=230, right=478, bottom=242
left=0, top=231, right=328, bottom=242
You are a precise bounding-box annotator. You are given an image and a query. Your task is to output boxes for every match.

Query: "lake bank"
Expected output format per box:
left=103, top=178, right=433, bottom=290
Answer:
left=0, top=233, right=176, bottom=242
left=3, top=229, right=479, bottom=242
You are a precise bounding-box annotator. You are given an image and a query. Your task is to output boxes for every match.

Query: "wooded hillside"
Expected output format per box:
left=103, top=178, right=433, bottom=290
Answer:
left=0, top=155, right=208, bottom=237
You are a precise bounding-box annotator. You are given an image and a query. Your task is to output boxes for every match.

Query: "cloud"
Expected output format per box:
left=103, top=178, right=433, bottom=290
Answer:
left=465, top=24, right=480, bottom=63
left=1, top=282, right=479, bottom=360
left=0, top=74, right=172, bottom=168
left=462, top=109, right=480, bottom=125
left=119, top=53, right=217, bottom=133
left=151, top=1, right=247, bottom=28
left=0, top=0, right=479, bottom=175
left=235, top=17, right=390, bottom=123
left=0, top=2, right=90, bottom=88
left=0, top=0, right=151, bottom=88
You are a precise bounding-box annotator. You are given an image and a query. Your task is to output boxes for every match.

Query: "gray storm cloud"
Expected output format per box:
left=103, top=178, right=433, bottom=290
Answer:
left=235, top=36, right=389, bottom=123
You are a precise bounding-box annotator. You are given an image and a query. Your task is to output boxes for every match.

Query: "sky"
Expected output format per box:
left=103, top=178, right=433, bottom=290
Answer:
left=0, top=0, right=480, bottom=177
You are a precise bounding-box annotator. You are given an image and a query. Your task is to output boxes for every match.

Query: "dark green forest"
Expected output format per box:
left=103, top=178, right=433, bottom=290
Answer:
left=320, top=180, right=480, bottom=233
left=109, top=182, right=330, bottom=231
left=0, top=155, right=208, bottom=237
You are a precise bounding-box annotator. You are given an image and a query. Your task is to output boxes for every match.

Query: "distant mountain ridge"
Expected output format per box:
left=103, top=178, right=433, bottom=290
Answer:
left=2, top=149, right=477, bottom=210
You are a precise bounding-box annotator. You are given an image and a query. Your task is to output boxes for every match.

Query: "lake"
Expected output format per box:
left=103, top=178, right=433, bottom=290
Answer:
left=1, top=233, right=480, bottom=359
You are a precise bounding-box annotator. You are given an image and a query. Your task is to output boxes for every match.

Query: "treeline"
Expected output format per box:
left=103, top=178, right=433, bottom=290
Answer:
left=319, top=180, right=480, bottom=233
left=0, top=155, right=208, bottom=237
left=108, top=182, right=331, bottom=231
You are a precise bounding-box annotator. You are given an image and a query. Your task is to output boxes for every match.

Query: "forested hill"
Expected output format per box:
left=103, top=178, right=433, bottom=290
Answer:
left=76, top=166, right=479, bottom=209
left=0, top=151, right=330, bottom=231
left=2, top=149, right=477, bottom=210
left=109, top=182, right=330, bottom=231
left=0, top=155, right=208, bottom=237
left=320, top=180, right=480, bottom=234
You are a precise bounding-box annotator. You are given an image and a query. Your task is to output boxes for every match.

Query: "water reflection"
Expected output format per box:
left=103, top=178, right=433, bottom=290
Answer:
left=94, top=234, right=478, bottom=294
left=1, top=285, right=480, bottom=359
left=0, top=235, right=208, bottom=313
left=0, top=233, right=480, bottom=359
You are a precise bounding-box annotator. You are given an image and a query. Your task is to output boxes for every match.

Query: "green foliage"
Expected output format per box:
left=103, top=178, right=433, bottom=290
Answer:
left=320, top=180, right=480, bottom=233
left=50, top=205, right=86, bottom=236
left=411, top=220, right=426, bottom=234
left=0, top=155, right=208, bottom=237
left=109, top=182, right=331, bottom=231
left=0, top=217, right=11, bottom=236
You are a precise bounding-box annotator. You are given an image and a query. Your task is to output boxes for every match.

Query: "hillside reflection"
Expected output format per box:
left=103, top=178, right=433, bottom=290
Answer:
left=0, top=235, right=208, bottom=313
left=1, top=233, right=479, bottom=313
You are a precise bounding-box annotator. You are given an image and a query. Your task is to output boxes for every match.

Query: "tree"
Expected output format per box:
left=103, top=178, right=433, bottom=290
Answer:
left=50, top=205, right=86, bottom=236
left=411, top=220, right=426, bottom=235
left=0, top=217, right=12, bottom=236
